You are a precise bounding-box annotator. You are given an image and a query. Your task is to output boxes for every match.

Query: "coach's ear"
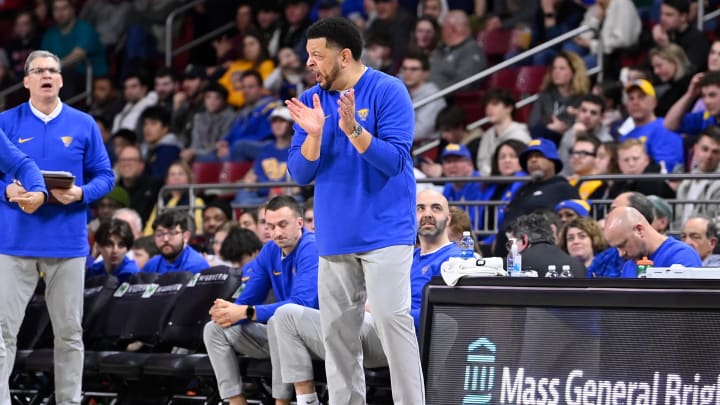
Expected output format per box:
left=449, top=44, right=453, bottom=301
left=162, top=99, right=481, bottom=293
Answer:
left=341, top=48, right=353, bottom=66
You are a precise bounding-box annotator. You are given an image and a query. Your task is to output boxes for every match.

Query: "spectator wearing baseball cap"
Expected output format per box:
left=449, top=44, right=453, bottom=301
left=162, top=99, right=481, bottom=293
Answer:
left=439, top=143, right=487, bottom=229
left=174, top=64, right=210, bottom=148
left=620, top=79, right=685, bottom=173
left=493, top=138, right=580, bottom=257
left=88, top=185, right=131, bottom=246
left=183, top=64, right=207, bottom=81
left=555, top=199, right=591, bottom=223
left=235, top=106, right=302, bottom=205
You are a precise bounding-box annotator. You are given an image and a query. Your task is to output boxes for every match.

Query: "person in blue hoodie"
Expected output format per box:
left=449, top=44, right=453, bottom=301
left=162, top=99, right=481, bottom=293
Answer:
left=203, top=195, right=319, bottom=405
left=142, top=209, right=209, bottom=274
left=0, top=50, right=114, bottom=405
left=267, top=189, right=461, bottom=405
left=285, top=17, right=422, bottom=404
left=86, top=219, right=139, bottom=283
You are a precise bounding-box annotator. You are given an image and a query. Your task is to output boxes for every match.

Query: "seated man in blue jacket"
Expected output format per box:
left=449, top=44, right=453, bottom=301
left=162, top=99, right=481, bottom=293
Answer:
left=142, top=209, right=209, bottom=274
left=266, top=189, right=460, bottom=405
left=203, top=195, right=319, bottom=405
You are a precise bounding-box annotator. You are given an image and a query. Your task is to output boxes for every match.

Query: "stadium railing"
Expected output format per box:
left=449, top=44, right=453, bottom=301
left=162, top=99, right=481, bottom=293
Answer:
left=157, top=172, right=720, bottom=237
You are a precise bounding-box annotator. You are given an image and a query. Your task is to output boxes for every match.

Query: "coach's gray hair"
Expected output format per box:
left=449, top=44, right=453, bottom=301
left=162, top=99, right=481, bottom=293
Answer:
left=24, top=50, right=61, bottom=76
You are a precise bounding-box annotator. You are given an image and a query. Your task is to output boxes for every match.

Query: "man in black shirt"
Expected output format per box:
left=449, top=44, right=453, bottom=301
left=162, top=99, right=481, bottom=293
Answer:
left=493, top=138, right=580, bottom=257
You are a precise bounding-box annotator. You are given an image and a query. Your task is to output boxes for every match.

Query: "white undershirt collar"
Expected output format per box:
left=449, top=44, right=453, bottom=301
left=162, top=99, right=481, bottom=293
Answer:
left=29, top=98, right=63, bottom=123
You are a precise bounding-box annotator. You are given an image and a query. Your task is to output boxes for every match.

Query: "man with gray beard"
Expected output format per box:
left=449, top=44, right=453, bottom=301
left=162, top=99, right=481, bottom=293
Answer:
left=492, top=138, right=579, bottom=257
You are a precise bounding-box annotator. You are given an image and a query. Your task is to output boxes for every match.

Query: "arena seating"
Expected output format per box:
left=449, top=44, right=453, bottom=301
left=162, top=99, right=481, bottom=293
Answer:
left=477, top=29, right=513, bottom=65
left=191, top=162, right=223, bottom=185
left=10, top=267, right=392, bottom=404
left=515, top=66, right=547, bottom=97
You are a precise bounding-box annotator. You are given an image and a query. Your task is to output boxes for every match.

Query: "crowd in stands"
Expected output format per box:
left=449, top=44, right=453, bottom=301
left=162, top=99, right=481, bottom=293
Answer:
left=0, top=0, right=718, bottom=285
left=7, top=2, right=720, bottom=401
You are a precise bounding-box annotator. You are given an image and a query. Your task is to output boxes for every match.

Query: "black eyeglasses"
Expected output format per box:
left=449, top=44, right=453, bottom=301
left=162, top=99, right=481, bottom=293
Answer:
left=569, top=150, right=595, bottom=158
left=27, top=67, right=61, bottom=75
left=154, top=230, right=183, bottom=240
left=400, top=66, right=423, bottom=72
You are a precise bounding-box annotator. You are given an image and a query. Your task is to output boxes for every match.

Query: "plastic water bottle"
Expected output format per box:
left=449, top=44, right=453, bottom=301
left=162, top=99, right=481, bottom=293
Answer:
left=545, top=265, right=559, bottom=278
left=460, top=231, right=475, bottom=259
left=506, top=238, right=522, bottom=276
left=560, top=265, right=573, bottom=278
left=636, top=256, right=653, bottom=278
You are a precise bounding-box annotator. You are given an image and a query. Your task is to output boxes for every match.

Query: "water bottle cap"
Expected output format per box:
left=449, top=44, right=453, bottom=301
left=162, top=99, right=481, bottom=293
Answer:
left=636, top=256, right=654, bottom=265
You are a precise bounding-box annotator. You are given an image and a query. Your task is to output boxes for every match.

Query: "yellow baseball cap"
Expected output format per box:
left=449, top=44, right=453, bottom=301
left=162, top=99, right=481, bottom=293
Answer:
left=625, top=79, right=656, bottom=98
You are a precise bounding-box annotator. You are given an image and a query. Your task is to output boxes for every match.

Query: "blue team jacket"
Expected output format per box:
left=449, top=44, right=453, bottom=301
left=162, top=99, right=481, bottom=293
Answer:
left=0, top=102, right=113, bottom=257
left=235, top=231, right=319, bottom=323
left=288, top=67, right=417, bottom=255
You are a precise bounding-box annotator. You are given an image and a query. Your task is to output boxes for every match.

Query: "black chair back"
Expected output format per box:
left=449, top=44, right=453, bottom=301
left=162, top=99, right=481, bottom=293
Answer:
left=88, top=272, right=160, bottom=349
left=159, top=266, right=243, bottom=350
left=82, top=274, right=119, bottom=346
left=118, top=271, right=193, bottom=348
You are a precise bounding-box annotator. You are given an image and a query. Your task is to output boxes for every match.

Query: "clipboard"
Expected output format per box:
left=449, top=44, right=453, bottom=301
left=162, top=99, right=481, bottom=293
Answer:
left=42, top=170, right=75, bottom=189
left=41, top=170, right=75, bottom=203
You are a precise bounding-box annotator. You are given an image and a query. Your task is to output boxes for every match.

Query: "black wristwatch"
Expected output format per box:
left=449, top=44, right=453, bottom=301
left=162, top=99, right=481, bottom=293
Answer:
left=246, top=305, right=255, bottom=320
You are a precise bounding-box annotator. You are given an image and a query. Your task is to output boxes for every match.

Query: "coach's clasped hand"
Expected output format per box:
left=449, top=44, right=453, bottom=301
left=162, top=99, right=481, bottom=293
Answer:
left=8, top=182, right=45, bottom=214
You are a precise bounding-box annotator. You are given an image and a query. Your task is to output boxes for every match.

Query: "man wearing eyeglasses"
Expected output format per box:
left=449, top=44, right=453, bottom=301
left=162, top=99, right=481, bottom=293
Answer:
left=566, top=135, right=608, bottom=200
left=142, top=209, right=209, bottom=274
left=0, top=50, right=114, bottom=405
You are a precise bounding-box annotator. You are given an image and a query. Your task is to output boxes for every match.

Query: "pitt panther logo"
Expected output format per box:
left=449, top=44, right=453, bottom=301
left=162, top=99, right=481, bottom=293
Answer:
left=61, top=136, right=72, bottom=147
left=463, top=337, right=496, bottom=405
left=357, top=108, right=369, bottom=121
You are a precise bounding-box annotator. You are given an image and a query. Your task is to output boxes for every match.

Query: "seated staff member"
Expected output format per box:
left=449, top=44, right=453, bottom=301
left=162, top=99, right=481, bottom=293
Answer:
left=203, top=195, right=319, bottom=405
